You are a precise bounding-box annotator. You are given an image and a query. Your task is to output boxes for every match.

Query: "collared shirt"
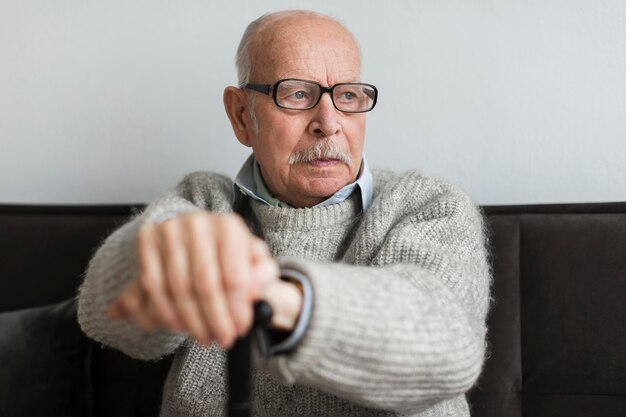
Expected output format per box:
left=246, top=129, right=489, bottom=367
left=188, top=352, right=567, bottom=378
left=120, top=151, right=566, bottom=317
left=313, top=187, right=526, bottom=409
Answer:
left=233, top=154, right=373, bottom=211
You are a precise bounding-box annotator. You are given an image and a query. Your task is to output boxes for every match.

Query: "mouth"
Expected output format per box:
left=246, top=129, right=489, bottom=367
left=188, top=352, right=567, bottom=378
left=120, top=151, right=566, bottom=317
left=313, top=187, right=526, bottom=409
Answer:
left=308, top=158, right=341, bottom=168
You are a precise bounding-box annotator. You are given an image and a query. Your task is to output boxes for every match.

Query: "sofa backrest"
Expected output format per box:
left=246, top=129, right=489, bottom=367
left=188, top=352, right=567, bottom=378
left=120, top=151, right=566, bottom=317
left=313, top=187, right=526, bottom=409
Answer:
left=1, top=203, right=625, bottom=417
left=469, top=203, right=626, bottom=417
left=0, top=205, right=141, bottom=312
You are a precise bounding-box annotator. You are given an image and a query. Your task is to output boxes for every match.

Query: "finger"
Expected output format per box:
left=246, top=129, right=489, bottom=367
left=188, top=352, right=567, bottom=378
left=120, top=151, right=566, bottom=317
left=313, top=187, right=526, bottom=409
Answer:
left=114, top=280, right=143, bottom=319
left=160, top=219, right=210, bottom=344
left=258, top=279, right=303, bottom=331
left=112, top=280, right=158, bottom=331
left=107, top=297, right=128, bottom=319
left=188, top=215, right=236, bottom=347
left=218, top=215, right=253, bottom=337
left=137, top=224, right=180, bottom=331
left=249, top=237, right=280, bottom=297
left=133, top=303, right=161, bottom=331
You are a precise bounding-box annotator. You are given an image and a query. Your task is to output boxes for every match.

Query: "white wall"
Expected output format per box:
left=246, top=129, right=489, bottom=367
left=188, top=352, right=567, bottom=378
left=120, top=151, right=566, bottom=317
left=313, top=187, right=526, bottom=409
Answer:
left=2, top=0, right=625, bottom=205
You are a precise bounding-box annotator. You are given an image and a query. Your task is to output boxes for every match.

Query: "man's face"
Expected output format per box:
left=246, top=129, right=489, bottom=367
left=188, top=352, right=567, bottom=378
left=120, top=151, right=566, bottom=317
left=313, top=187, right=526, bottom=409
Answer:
left=244, top=17, right=366, bottom=208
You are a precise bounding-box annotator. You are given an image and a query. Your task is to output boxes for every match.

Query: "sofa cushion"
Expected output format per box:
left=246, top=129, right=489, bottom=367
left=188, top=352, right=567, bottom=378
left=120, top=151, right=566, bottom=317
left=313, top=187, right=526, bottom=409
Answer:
left=0, top=298, right=93, bottom=417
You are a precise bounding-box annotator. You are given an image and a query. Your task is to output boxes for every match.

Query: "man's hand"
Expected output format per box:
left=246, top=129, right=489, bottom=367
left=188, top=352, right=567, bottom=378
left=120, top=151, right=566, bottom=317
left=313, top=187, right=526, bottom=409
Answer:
left=106, top=211, right=301, bottom=348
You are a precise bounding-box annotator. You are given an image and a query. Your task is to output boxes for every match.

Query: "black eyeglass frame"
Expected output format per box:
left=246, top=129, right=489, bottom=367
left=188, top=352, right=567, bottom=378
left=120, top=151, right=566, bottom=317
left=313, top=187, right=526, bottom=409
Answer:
left=242, top=78, right=378, bottom=113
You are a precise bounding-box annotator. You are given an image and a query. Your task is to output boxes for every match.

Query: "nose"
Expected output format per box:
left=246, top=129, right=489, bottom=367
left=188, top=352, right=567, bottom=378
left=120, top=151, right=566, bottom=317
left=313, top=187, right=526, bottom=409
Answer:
left=308, top=93, right=341, bottom=138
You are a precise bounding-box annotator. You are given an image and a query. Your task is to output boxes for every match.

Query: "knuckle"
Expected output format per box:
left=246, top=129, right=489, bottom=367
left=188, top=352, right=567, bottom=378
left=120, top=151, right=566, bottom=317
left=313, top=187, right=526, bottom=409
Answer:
left=160, top=218, right=179, bottom=238
left=220, top=213, right=245, bottom=233
left=184, top=211, right=211, bottom=231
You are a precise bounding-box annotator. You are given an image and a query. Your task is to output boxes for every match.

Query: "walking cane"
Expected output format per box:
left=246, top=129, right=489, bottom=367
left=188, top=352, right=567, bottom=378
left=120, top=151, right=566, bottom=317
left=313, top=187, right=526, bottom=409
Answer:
left=227, top=301, right=273, bottom=417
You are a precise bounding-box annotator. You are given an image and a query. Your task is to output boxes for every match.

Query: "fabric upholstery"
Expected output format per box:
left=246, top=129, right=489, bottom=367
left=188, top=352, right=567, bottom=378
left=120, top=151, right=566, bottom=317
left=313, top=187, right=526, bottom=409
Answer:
left=0, top=206, right=141, bottom=312
left=469, top=204, right=626, bottom=417
left=469, top=213, right=522, bottom=417
left=91, top=348, right=172, bottom=417
left=0, top=299, right=93, bottom=417
left=519, top=212, right=626, bottom=416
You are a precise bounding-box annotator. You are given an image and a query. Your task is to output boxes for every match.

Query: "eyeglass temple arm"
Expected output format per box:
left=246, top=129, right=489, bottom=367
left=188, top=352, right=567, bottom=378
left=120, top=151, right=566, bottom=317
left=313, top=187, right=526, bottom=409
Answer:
left=242, top=84, right=271, bottom=95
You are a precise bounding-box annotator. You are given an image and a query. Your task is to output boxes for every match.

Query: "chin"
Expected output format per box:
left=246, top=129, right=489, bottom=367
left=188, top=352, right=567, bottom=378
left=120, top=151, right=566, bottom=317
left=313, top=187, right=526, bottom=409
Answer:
left=303, top=177, right=348, bottom=198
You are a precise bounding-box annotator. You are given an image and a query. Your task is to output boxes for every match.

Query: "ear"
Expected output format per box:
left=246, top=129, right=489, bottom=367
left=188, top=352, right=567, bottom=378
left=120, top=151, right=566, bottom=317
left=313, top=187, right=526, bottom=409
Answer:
left=223, top=86, right=253, bottom=147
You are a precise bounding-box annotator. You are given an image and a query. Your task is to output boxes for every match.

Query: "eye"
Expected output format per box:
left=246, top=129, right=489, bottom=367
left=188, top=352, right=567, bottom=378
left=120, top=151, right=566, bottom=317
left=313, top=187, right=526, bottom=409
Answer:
left=336, top=88, right=360, bottom=103
left=275, top=80, right=319, bottom=109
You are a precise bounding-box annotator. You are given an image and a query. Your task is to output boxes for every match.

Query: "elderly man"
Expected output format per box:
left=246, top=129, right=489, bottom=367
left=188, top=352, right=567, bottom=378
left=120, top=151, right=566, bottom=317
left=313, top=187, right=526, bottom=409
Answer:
left=78, top=9, right=491, bottom=417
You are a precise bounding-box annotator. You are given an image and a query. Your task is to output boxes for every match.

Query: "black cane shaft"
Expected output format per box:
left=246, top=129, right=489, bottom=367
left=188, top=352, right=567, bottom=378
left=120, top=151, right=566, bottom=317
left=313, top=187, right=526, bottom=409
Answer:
left=227, top=301, right=273, bottom=417
left=227, top=333, right=251, bottom=417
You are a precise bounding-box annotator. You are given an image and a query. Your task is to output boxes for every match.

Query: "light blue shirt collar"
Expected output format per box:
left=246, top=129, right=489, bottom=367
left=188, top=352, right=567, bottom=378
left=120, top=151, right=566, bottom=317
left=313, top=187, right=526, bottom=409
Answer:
left=233, top=154, right=373, bottom=211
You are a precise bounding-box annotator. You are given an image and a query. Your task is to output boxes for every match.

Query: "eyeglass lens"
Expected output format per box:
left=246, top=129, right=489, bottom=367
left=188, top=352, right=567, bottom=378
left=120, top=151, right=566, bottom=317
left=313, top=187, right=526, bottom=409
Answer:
left=275, top=80, right=375, bottom=112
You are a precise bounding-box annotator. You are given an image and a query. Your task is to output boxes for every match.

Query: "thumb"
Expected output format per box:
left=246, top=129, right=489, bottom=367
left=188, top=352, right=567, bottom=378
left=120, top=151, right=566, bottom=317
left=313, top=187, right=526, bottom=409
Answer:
left=248, top=238, right=280, bottom=299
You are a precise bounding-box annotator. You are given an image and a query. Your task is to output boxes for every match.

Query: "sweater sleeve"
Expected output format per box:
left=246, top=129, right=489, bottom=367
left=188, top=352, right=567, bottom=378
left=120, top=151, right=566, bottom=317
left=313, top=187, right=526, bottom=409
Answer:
left=264, top=176, right=492, bottom=414
left=77, top=172, right=233, bottom=360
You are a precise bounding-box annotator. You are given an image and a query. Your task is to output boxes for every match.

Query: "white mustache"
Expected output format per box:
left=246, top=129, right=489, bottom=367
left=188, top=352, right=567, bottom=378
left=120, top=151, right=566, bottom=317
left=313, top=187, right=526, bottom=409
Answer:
left=288, top=139, right=353, bottom=165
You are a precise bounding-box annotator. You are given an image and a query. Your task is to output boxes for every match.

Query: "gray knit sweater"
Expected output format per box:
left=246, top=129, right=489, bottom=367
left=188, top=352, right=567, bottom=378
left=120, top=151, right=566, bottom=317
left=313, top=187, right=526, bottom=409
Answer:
left=77, top=169, right=491, bottom=417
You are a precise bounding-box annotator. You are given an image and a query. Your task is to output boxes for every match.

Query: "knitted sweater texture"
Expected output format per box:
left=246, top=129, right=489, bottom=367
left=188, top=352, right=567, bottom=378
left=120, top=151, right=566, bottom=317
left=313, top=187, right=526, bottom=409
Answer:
left=77, top=169, right=491, bottom=417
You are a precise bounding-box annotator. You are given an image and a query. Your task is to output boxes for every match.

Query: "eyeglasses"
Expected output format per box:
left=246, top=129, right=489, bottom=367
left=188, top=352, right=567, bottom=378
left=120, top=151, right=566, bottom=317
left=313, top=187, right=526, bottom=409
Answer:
left=242, top=78, right=378, bottom=113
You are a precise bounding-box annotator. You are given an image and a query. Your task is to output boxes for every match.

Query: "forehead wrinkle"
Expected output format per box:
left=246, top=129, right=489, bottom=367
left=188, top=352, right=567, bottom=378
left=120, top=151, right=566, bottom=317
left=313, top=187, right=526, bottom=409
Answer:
left=278, top=67, right=360, bottom=85
left=257, top=44, right=360, bottom=84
